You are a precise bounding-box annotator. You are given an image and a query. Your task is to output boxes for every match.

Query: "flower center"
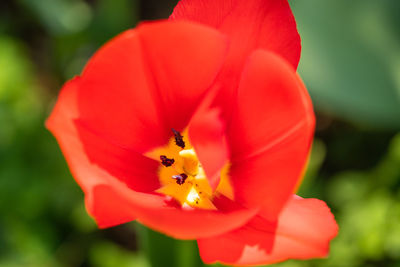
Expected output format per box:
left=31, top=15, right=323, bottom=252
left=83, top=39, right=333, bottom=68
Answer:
left=146, top=129, right=233, bottom=210
left=158, top=143, right=216, bottom=209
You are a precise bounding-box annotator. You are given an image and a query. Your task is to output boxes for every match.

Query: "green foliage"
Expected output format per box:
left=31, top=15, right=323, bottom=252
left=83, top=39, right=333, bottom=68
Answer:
left=136, top=223, right=204, bottom=267
left=89, top=241, right=149, bottom=267
left=0, top=35, right=82, bottom=266
left=324, top=135, right=400, bottom=266
left=18, top=0, right=92, bottom=35
left=292, top=0, right=400, bottom=129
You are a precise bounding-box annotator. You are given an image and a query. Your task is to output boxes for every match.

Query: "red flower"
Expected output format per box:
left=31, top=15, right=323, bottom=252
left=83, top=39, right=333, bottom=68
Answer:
left=46, top=0, right=338, bottom=265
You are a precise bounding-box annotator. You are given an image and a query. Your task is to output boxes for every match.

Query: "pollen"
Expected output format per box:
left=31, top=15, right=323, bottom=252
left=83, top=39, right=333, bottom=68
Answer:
left=145, top=128, right=233, bottom=210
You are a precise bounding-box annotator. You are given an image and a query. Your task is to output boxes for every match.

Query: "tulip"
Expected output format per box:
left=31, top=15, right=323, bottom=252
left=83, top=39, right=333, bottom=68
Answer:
left=47, top=0, right=338, bottom=265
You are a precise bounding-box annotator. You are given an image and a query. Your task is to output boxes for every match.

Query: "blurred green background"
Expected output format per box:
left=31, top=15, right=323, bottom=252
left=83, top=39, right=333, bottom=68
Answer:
left=0, top=0, right=399, bottom=266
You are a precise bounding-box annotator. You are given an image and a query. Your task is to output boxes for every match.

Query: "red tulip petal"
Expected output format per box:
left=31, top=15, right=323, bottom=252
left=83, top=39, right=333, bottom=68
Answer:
left=197, top=195, right=338, bottom=265
left=74, top=120, right=160, bottom=192
left=136, top=21, right=228, bottom=133
left=90, top=184, right=258, bottom=238
left=73, top=21, right=228, bottom=193
left=228, top=50, right=315, bottom=219
left=171, top=0, right=301, bottom=70
left=78, top=29, right=165, bottom=154
left=171, top=0, right=301, bottom=127
left=46, top=77, right=258, bottom=235
left=46, top=78, right=137, bottom=226
left=78, top=20, right=227, bottom=155
left=188, top=86, right=229, bottom=189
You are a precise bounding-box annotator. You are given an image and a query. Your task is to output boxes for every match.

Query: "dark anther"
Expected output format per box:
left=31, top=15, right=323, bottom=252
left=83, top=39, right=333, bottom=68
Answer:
left=172, top=128, right=185, bottom=149
left=160, top=155, right=175, bottom=167
left=172, top=173, right=188, bottom=185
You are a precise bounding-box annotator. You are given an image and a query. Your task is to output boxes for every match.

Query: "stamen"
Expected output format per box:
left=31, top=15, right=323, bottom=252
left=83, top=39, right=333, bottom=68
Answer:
left=172, top=128, right=185, bottom=149
left=160, top=155, right=175, bottom=167
left=172, top=173, right=188, bottom=185
left=150, top=128, right=221, bottom=210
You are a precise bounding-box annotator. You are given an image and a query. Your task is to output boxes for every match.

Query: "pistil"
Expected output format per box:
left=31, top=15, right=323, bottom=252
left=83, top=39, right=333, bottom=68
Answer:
left=179, top=149, right=199, bottom=176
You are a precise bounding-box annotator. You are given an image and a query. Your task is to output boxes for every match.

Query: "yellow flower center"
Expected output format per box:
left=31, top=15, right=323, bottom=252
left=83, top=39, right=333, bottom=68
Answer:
left=146, top=129, right=233, bottom=210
